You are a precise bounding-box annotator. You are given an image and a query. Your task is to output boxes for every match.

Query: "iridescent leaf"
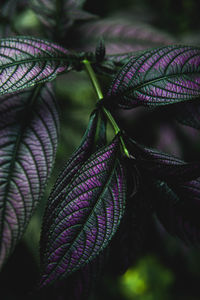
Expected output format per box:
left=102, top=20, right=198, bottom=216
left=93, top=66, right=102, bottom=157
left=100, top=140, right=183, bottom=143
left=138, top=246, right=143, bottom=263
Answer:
left=0, top=83, right=59, bottom=268
left=40, top=137, right=126, bottom=287
left=0, top=37, right=72, bottom=96
left=155, top=179, right=200, bottom=246
left=41, top=111, right=100, bottom=250
left=107, top=45, right=200, bottom=108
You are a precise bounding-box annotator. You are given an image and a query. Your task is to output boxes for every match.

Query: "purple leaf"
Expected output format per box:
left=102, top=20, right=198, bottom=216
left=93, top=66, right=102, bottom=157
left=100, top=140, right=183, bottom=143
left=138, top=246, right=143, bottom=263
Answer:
left=41, top=112, right=100, bottom=250
left=107, top=45, right=200, bottom=108
left=0, top=83, right=59, bottom=268
left=136, top=145, right=200, bottom=183
left=0, top=36, right=72, bottom=96
left=125, top=137, right=200, bottom=183
left=76, top=18, right=175, bottom=64
left=155, top=179, right=200, bottom=245
left=40, top=136, right=126, bottom=287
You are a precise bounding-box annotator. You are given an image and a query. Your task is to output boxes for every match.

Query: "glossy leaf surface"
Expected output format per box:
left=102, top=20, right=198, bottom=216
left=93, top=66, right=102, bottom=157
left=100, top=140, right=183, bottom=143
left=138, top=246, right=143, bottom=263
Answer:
left=107, top=45, right=200, bottom=108
left=0, top=37, right=71, bottom=96
left=0, top=83, right=59, bottom=268
left=40, top=137, right=126, bottom=287
left=155, top=179, right=200, bottom=245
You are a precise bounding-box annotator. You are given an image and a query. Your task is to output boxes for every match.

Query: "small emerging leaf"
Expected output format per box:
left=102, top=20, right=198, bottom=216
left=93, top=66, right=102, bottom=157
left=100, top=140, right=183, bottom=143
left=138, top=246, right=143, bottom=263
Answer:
left=0, top=36, right=72, bottom=96
left=0, top=83, right=59, bottom=268
left=107, top=45, right=200, bottom=108
left=40, top=136, right=126, bottom=287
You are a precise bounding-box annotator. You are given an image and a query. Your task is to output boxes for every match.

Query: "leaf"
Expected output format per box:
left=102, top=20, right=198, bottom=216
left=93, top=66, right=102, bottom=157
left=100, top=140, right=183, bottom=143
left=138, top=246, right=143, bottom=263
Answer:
left=75, top=18, right=175, bottom=64
left=68, top=252, right=107, bottom=300
left=136, top=145, right=200, bottom=183
left=31, top=0, right=94, bottom=40
left=0, top=83, right=59, bottom=268
left=125, top=136, right=200, bottom=183
left=154, top=179, right=200, bottom=246
left=0, top=36, right=72, bottom=96
left=40, top=136, right=126, bottom=287
left=40, top=111, right=101, bottom=250
left=107, top=45, right=200, bottom=108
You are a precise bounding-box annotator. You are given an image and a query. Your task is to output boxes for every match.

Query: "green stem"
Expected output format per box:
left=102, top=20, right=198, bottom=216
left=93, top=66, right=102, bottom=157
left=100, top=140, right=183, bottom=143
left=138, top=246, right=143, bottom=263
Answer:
left=82, top=59, right=130, bottom=157
left=82, top=59, right=103, bottom=100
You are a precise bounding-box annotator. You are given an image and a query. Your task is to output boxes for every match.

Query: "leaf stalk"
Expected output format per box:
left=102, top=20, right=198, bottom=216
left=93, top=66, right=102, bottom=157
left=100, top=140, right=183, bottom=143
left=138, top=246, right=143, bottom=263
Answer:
left=82, top=59, right=130, bottom=157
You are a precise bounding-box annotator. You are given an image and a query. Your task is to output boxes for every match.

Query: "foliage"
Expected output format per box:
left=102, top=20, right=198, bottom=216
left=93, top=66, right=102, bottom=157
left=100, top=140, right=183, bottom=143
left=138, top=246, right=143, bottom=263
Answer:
left=0, top=0, right=200, bottom=299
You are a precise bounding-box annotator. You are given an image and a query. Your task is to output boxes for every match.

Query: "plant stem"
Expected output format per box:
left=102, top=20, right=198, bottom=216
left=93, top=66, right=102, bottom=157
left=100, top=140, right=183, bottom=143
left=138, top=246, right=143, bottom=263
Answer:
left=82, top=59, right=130, bottom=157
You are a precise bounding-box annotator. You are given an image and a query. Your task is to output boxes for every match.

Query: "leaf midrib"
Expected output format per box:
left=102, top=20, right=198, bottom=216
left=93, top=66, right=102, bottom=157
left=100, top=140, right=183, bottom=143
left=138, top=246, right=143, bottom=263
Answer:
left=0, top=86, right=42, bottom=255
left=0, top=56, right=71, bottom=70
left=120, top=71, right=200, bottom=98
left=43, top=148, right=119, bottom=284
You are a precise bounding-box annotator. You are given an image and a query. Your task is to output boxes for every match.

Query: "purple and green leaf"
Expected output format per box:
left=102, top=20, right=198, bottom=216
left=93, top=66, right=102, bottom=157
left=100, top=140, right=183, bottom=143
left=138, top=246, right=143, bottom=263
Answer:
left=40, top=136, right=126, bottom=287
left=107, top=45, right=200, bottom=108
left=0, top=83, right=59, bottom=269
left=40, top=111, right=103, bottom=249
left=135, top=144, right=200, bottom=183
left=0, top=37, right=73, bottom=96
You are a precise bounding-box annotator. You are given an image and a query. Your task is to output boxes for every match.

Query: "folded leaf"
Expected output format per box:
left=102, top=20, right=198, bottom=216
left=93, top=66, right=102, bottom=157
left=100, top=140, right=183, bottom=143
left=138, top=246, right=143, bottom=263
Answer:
left=40, top=137, right=126, bottom=286
left=0, top=36, right=72, bottom=96
left=107, top=45, right=200, bottom=108
left=155, top=179, right=200, bottom=245
left=0, top=83, right=59, bottom=268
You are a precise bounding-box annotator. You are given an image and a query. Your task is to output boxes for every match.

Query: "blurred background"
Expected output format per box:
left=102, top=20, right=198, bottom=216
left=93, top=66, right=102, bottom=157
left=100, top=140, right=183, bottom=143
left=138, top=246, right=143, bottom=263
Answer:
left=0, top=0, right=200, bottom=299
